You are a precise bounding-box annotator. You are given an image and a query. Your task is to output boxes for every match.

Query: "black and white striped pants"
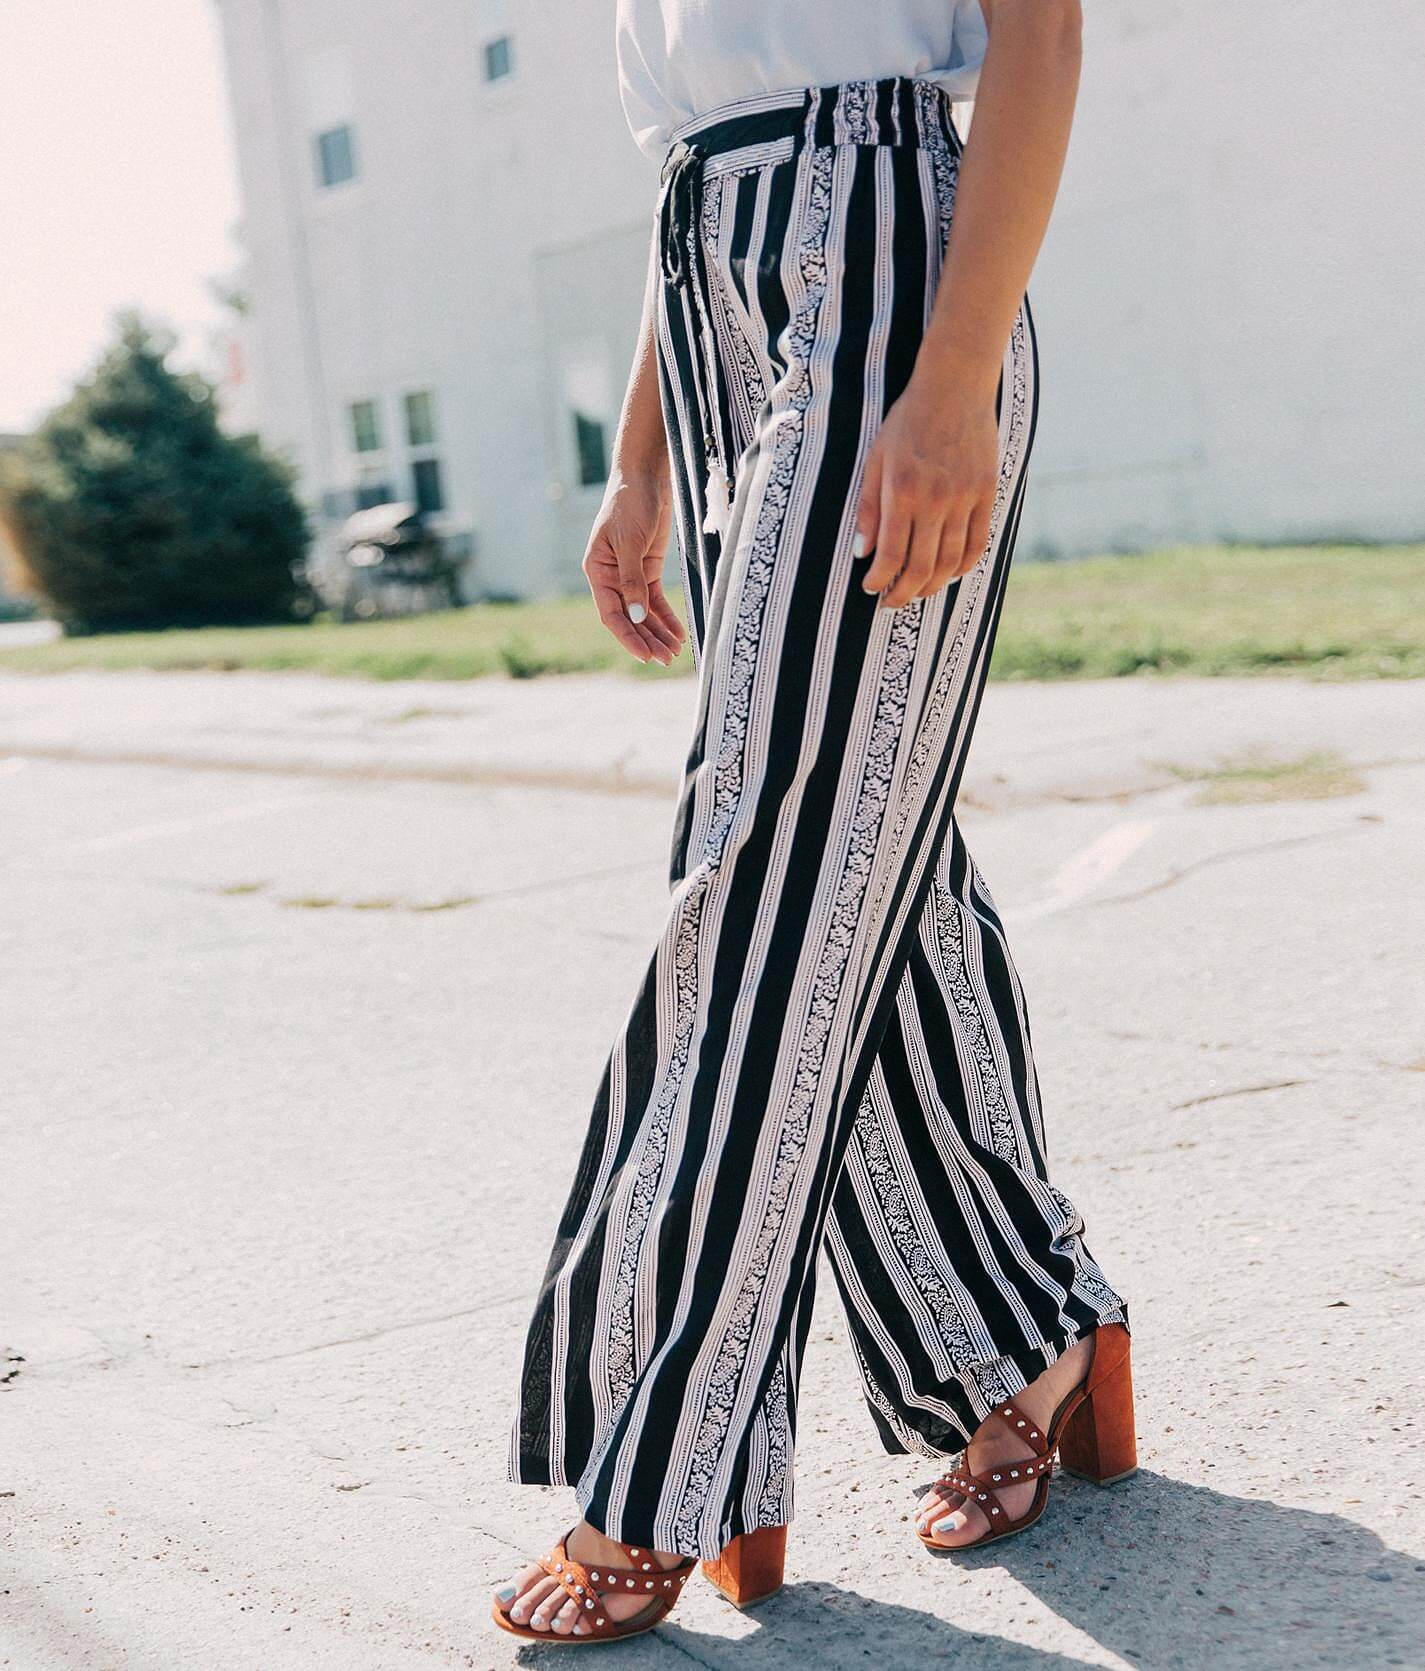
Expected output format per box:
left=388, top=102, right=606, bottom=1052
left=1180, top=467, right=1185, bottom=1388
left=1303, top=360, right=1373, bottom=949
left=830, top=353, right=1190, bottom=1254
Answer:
left=510, top=77, right=1127, bottom=1561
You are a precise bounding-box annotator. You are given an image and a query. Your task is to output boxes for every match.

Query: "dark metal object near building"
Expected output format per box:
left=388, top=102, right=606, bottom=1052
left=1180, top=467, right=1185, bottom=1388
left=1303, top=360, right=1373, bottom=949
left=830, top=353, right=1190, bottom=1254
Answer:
left=299, top=502, right=468, bottom=620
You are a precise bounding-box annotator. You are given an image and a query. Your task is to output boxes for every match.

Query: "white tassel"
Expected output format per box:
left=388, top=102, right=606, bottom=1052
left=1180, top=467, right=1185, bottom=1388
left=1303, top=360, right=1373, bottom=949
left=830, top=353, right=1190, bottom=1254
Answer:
left=701, top=461, right=731, bottom=537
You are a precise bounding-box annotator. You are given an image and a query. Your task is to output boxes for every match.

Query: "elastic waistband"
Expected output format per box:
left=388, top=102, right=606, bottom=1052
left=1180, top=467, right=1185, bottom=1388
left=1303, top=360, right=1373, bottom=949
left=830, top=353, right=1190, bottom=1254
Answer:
left=664, top=76, right=960, bottom=174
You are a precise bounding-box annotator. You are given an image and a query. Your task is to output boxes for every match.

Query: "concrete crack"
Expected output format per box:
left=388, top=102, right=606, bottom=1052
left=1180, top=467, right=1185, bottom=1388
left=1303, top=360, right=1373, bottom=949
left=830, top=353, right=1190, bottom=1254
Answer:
left=1097, top=1026, right=1416, bottom=1077
left=1169, top=1080, right=1306, bottom=1110
left=185, top=1293, right=518, bottom=1369
left=0, top=741, right=674, bottom=800
left=1089, top=825, right=1361, bottom=906
left=657, top=1633, right=728, bottom=1670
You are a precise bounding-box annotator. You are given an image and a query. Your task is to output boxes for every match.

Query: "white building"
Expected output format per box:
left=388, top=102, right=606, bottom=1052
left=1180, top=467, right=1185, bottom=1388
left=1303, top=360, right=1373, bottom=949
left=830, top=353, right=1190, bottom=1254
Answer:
left=215, top=0, right=1424, bottom=599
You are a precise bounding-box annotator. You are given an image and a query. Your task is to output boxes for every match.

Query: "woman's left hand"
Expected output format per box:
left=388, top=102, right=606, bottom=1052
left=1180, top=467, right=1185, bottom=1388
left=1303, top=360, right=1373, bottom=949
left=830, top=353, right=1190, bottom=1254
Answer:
left=853, top=371, right=1001, bottom=609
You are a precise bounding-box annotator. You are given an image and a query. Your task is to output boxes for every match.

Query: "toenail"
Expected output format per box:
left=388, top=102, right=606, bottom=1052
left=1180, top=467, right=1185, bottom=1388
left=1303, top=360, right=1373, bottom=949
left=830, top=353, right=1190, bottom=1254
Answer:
left=932, top=1516, right=959, bottom=1535
left=496, top=1584, right=517, bottom=1603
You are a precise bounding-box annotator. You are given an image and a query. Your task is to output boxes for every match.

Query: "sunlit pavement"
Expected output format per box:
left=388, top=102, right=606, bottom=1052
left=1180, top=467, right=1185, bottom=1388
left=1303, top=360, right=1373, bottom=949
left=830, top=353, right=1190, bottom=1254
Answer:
left=1, top=670, right=1421, bottom=1670
left=0, top=618, right=60, bottom=648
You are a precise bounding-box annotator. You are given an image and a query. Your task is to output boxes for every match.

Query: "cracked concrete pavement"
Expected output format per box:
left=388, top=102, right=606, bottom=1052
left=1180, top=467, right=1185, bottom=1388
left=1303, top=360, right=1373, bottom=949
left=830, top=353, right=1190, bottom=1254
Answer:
left=1, top=669, right=1422, bottom=1670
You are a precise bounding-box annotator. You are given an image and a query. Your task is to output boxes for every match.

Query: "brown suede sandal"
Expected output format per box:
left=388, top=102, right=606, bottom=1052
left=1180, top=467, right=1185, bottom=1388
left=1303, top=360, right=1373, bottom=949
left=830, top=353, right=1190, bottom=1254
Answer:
left=917, top=1322, right=1137, bottom=1552
left=492, top=1526, right=786, bottom=1643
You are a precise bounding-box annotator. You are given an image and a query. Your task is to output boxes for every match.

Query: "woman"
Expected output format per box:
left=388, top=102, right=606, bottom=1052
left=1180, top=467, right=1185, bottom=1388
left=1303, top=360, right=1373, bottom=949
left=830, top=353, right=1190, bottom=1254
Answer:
left=494, top=0, right=1133, bottom=1643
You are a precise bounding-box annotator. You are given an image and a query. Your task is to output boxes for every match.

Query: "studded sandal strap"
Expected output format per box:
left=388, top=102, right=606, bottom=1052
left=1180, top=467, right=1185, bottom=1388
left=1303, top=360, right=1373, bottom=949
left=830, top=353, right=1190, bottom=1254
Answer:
left=939, top=1460, right=1016, bottom=1527
left=536, top=1534, right=697, bottom=1632
left=930, top=1403, right=1052, bottom=1501
left=588, top=1546, right=696, bottom=1602
left=536, top=1539, right=614, bottom=1632
left=939, top=1448, right=1055, bottom=1529
left=616, top=1542, right=697, bottom=1583
left=987, top=1399, right=1052, bottom=1456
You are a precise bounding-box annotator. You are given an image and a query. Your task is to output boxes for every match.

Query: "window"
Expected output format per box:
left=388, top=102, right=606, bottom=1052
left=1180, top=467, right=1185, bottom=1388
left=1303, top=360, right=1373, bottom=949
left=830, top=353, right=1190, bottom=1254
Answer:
left=349, top=399, right=381, bottom=453
left=412, top=458, right=445, bottom=515
left=315, top=124, right=357, bottom=188
left=484, top=35, right=514, bottom=81
left=561, top=349, right=613, bottom=489
left=573, top=413, right=608, bottom=488
left=404, top=390, right=436, bottom=447
left=401, top=389, right=443, bottom=513
left=355, top=478, right=393, bottom=510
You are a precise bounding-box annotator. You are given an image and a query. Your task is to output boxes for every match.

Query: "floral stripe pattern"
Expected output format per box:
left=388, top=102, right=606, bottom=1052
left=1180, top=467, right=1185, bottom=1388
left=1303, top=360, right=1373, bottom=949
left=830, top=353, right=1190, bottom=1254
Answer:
left=508, top=77, right=1127, bottom=1560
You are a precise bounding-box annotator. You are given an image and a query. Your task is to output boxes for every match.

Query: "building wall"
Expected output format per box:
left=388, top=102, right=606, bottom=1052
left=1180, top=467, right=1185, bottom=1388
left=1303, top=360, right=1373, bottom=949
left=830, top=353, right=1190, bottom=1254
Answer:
left=216, top=0, right=1425, bottom=598
left=1021, top=0, right=1424, bottom=554
left=214, top=0, right=657, bottom=599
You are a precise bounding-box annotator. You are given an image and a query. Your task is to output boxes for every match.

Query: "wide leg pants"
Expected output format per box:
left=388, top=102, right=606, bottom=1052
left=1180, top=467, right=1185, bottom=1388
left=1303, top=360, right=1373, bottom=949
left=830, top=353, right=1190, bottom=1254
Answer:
left=509, top=78, right=1127, bottom=1561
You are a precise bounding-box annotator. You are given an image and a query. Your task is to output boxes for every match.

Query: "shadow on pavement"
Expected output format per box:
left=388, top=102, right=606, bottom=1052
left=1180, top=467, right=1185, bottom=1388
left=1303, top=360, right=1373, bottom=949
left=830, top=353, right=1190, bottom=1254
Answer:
left=934, top=1468, right=1425, bottom=1668
left=509, top=1471, right=1423, bottom=1668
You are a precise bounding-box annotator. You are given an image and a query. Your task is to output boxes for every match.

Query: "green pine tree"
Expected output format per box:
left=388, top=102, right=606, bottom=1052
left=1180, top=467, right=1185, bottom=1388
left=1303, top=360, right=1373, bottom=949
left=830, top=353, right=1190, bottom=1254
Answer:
left=0, top=313, right=309, bottom=633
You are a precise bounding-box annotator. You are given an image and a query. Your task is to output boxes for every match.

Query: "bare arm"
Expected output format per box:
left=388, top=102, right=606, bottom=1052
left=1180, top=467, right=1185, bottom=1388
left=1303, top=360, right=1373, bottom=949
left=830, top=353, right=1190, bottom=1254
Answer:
left=856, top=0, right=1083, bottom=606
left=581, top=266, right=685, bottom=664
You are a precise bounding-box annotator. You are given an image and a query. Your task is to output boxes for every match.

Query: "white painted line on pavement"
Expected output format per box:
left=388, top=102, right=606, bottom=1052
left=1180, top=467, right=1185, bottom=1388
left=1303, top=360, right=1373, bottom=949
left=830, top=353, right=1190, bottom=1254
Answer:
left=1016, top=817, right=1160, bottom=922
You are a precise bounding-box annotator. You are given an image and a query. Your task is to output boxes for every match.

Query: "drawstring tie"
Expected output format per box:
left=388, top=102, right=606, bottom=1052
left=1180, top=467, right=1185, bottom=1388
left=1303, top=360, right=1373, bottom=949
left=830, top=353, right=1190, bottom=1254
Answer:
left=659, top=140, right=733, bottom=538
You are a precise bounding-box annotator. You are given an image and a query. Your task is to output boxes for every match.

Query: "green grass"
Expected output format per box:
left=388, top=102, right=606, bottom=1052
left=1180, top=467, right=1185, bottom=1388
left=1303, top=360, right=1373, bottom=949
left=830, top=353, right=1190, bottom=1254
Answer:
left=1, top=544, right=1420, bottom=683
left=987, top=544, right=1425, bottom=681
left=0, top=596, right=671, bottom=682
left=1158, top=750, right=1367, bottom=806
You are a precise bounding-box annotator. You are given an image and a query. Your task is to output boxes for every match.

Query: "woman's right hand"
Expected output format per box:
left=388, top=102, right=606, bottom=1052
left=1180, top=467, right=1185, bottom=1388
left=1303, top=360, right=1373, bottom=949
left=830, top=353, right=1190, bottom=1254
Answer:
left=582, top=462, right=685, bottom=666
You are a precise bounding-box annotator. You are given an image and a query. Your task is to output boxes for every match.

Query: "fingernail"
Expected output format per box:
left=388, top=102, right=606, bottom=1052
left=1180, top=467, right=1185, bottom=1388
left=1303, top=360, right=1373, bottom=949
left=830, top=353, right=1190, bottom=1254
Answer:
left=852, top=532, right=869, bottom=559
left=627, top=601, right=647, bottom=623
left=496, top=1584, right=517, bottom=1603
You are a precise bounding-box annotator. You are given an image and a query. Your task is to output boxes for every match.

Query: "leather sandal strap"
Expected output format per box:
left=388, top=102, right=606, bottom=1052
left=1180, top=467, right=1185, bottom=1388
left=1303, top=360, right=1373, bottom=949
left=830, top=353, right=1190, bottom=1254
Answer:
left=535, top=1533, right=696, bottom=1632
left=939, top=1449, right=1055, bottom=1529
left=987, top=1399, right=1052, bottom=1455
left=585, top=1554, right=695, bottom=1600
left=939, top=1461, right=1007, bottom=1525
left=537, top=1540, right=614, bottom=1632
left=612, top=1541, right=697, bottom=1589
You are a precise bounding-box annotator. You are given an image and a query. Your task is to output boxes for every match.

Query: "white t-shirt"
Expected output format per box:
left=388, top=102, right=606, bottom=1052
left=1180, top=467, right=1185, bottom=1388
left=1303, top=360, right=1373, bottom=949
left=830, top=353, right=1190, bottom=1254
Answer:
left=616, top=0, right=989, bottom=159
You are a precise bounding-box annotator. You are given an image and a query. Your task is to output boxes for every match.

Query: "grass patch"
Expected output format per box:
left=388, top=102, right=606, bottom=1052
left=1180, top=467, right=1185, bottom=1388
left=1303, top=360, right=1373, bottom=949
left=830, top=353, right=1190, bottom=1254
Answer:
left=989, top=544, right=1425, bottom=682
left=1160, top=750, right=1367, bottom=806
left=380, top=705, right=466, bottom=725
left=231, top=884, right=480, bottom=914
left=1, top=544, right=1419, bottom=683
left=0, top=598, right=666, bottom=683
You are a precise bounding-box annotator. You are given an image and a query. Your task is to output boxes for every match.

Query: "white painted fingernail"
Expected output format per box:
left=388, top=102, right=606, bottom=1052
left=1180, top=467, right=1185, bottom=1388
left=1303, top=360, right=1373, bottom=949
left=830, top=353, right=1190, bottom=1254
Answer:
left=852, top=532, right=869, bottom=558
left=627, top=601, right=647, bottom=623
left=496, top=1584, right=517, bottom=1603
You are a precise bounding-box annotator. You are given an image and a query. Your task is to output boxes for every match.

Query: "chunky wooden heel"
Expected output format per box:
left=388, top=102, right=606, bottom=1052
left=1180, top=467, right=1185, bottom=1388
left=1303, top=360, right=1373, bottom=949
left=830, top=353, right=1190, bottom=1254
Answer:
left=701, top=1526, right=786, bottom=1609
left=1058, top=1323, right=1138, bottom=1485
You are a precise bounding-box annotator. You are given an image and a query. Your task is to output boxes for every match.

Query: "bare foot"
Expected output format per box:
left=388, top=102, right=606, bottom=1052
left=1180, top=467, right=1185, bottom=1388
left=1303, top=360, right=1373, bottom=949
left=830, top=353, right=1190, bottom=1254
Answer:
left=915, top=1335, right=1093, bottom=1548
left=493, top=1519, right=687, bottom=1637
